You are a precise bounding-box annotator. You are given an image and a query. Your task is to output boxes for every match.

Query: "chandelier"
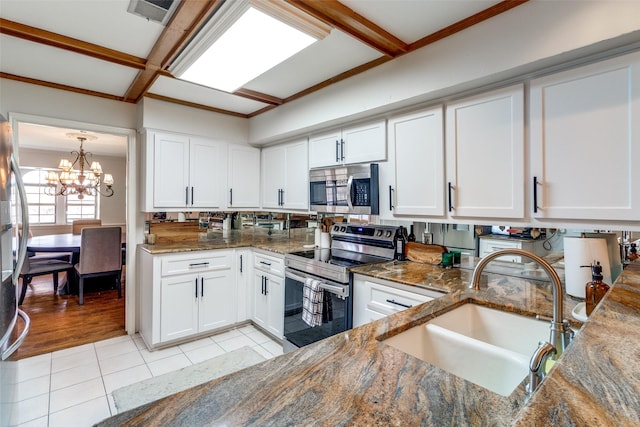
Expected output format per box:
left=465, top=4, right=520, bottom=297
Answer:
left=45, top=133, right=114, bottom=199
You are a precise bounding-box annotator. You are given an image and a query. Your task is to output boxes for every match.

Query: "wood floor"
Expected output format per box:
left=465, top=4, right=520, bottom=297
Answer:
left=8, top=270, right=126, bottom=361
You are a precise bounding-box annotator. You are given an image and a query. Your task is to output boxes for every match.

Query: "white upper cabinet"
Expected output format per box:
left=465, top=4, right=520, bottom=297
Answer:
left=445, top=84, right=525, bottom=219
left=308, top=120, right=386, bottom=168
left=262, top=139, right=308, bottom=210
left=144, top=131, right=226, bottom=211
left=190, top=137, right=226, bottom=209
left=227, top=144, right=261, bottom=209
left=385, top=107, right=445, bottom=218
left=530, top=52, right=640, bottom=222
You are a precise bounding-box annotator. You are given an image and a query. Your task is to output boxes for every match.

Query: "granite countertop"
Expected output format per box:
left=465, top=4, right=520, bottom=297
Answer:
left=138, top=228, right=316, bottom=255
left=102, top=239, right=640, bottom=426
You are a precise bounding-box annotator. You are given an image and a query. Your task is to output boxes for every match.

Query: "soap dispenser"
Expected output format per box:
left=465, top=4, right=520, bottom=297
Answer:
left=585, top=261, right=610, bottom=316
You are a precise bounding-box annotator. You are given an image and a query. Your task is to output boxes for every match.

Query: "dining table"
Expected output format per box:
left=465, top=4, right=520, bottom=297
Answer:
left=26, top=233, right=126, bottom=294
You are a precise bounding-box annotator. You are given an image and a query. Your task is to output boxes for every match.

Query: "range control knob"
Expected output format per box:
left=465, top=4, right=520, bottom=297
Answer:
left=376, top=230, right=383, bottom=237
left=385, top=230, right=392, bottom=238
left=333, top=225, right=340, bottom=232
left=340, top=226, right=347, bottom=232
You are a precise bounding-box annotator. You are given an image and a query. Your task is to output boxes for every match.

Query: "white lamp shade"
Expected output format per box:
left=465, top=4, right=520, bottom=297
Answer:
left=103, top=174, right=114, bottom=186
left=58, top=159, right=72, bottom=170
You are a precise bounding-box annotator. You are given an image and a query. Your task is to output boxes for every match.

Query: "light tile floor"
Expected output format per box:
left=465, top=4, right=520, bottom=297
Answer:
left=7, top=324, right=283, bottom=427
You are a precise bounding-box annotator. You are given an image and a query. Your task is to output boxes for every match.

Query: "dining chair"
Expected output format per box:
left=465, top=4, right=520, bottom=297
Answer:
left=72, top=219, right=102, bottom=235
left=18, top=225, right=72, bottom=262
left=75, top=226, right=122, bottom=305
left=18, top=254, right=74, bottom=305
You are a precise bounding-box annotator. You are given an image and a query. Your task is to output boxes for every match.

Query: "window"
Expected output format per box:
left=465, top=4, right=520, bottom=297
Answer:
left=19, top=168, right=99, bottom=225
left=22, top=169, right=56, bottom=224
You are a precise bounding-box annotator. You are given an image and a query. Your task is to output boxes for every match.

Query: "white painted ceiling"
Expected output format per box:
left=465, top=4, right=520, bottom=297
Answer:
left=0, top=0, right=512, bottom=152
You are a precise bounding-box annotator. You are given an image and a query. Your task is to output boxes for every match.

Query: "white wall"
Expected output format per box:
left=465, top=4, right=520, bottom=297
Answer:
left=249, top=0, right=640, bottom=143
left=0, top=79, right=136, bottom=130
left=139, top=98, right=249, bottom=144
left=18, top=147, right=126, bottom=225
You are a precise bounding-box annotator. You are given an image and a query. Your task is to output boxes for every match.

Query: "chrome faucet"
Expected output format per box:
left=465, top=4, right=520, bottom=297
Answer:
left=526, top=341, right=556, bottom=401
left=470, top=249, right=574, bottom=357
left=470, top=249, right=575, bottom=397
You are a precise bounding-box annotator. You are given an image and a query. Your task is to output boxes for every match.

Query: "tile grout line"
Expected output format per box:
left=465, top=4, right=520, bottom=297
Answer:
left=13, top=327, right=283, bottom=427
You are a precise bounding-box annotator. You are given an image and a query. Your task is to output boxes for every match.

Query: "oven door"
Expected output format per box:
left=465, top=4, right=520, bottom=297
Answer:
left=283, top=269, right=351, bottom=352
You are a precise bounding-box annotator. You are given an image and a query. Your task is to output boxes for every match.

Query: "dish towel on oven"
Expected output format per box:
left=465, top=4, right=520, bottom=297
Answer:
left=302, top=278, right=324, bottom=327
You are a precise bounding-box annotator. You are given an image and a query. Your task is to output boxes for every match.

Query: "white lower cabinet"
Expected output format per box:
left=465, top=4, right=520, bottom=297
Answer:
left=252, top=251, right=284, bottom=339
left=139, top=248, right=237, bottom=349
left=353, top=274, right=443, bottom=328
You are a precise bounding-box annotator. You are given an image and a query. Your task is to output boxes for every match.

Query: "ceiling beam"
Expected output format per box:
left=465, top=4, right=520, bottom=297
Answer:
left=408, top=0, right=530, bottom=52
left=285, top=0, right=409, bottom=57
left=0, top=72, right=134, bottom=103
left=144, top=93, right=249, bottom=118
left=233, top=89, right=283, bottom=106
left=0, top=18, right=147, bottom=70
left=124, top=0, right=224, bottom=102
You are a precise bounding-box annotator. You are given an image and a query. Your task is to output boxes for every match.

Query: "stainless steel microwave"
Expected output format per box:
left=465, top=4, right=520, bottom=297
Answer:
left=309, top=164, right=379, bottom=214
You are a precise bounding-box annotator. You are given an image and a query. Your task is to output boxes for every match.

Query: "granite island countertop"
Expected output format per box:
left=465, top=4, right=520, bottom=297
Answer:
left=101, top=242, right=640, bottom=426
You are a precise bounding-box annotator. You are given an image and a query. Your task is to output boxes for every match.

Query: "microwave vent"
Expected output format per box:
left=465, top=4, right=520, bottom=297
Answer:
left=127, top=0, right=178, bottom=25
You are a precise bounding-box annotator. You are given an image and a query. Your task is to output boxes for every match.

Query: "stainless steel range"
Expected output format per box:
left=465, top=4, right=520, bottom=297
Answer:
left=283, top=223, right=397, bottom=352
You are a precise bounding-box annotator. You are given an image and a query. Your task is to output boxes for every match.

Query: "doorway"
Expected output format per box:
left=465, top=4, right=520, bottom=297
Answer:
left=8, top=112, right=138, bottom=358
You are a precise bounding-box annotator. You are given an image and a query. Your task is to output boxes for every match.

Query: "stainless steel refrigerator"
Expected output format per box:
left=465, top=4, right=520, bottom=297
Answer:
left=0, top=113, right=30, bottom=426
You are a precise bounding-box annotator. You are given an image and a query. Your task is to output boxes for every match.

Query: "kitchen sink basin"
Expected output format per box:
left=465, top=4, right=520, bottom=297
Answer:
left=382, top=303, right=551, bottom=396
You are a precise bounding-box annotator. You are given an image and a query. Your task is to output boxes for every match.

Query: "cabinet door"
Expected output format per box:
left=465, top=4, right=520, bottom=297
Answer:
left=282, top=139, right=309, bottom=210
left=309, top=130, right=342, bottom=168
left=153, top=133, right=190, bottom=208
left=253, top=272, right=269, bottom=330
left=198, top=269, right=236, bottom=333
left=189, top=138, right=225, bottom=209
left=236, top=250, right=252, bottom=322
left=446, top=85, right=524, bottom=219
left=261, top=145, right=285, bottom=209
left=388, top=107, right=445, bottom=216
left=160, top=275, right=198, bottom=342
left=264, top=273, right=284, bottom=339
left=530, top=53, right=640, bottom=221
left=228, top=145, right=260, bottom=208
left=343, top=120, right=386, bottom=165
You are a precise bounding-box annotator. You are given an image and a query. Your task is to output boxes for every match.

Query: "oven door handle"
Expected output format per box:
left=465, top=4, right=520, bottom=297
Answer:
left=285, top=270, right=349, bottom=298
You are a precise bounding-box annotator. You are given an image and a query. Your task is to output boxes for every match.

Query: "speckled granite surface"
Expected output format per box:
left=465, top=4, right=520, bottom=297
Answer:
left=100, top=236, right=640, bottom=426
left=139, top=228, right=315, bottom=255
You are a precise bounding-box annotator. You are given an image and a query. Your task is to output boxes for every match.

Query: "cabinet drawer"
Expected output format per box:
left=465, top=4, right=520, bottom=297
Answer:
left=367, top=281, right=434, bottom=316
left=253, top=251, right=284, bottom=276
left=161, top=251, right=232, bottom=276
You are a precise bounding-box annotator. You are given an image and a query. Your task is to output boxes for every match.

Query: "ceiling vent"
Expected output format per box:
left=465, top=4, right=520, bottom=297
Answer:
left=127, top=0, right=178, bottom=25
